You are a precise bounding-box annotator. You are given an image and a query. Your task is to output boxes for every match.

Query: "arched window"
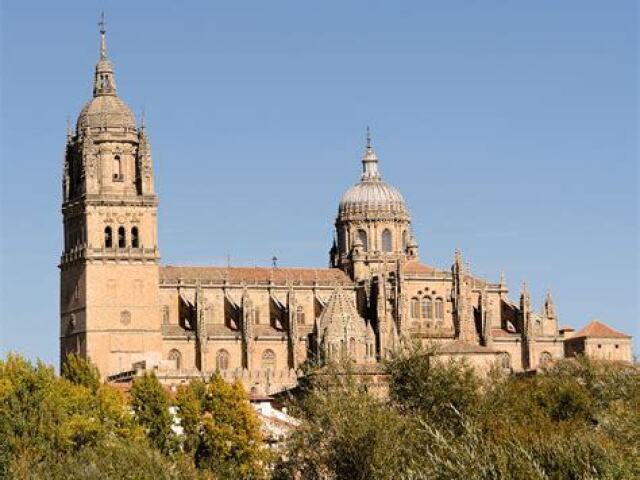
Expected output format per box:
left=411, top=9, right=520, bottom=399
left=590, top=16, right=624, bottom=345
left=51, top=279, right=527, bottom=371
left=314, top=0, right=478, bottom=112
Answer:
left=262, top=349, right=276, bottom=371
left=253, top=307, right=260, bottom=325
left=500, top=353, right=511, bottom=371
left=117, top=226, right=126, bottom=248
left=162, top=306, right=170, bottom=325
left=402, top=230, right=408, bottom=251
left=381, top=229, right=392, bottom=252
left=339, top=230, right=347, bottom=252
left=216, top=349, right=230, bottom=370
left=131, top=226, right=139, bottom=248
left=421, top=297, right=433, bottom=319
left=296, top=306, right=305, bottom=325
left=435, top=298, right=444, bottom=320
left=168, top=349, right=182, bottom=370
left=411, top=298, right=420, bottom=318
left=113, top=155, right=122, bottom=180
left=104, top=226, right=113, bottom=248
left=539, top=351, right=552, bottom=368
left=349, top=337, right=356, bottom=356
left=357, top=229, right=368, bottom=252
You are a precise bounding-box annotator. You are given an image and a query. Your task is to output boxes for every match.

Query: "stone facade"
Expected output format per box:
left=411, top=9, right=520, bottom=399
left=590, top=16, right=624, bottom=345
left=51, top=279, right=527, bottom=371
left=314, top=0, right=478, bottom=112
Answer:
left=60, top=27, right=634, bottom=394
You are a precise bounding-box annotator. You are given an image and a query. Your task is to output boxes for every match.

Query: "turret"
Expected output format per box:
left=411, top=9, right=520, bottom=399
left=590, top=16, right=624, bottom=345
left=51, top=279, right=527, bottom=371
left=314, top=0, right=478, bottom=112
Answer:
left=541, top=291, right=558, bottom=336
left=520, top=281, right=535, bottom=369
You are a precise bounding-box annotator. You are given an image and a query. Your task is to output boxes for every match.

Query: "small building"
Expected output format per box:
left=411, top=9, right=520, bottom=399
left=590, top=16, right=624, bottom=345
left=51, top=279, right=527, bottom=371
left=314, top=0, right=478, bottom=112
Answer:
left=564, top=320, right=633, bottom=362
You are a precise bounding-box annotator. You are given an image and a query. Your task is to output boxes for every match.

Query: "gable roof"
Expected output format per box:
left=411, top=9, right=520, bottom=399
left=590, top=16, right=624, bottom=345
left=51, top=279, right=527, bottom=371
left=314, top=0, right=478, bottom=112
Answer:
left=160, top=265, right=352, bottom=286
left=570, top=320, right=631, bottom=340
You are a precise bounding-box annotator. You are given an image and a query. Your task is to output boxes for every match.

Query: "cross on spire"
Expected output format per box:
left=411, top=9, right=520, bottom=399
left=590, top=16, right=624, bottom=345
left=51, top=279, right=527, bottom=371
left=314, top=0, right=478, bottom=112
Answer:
left=366, top=126, right=372, bottom=149
left=98, top=12, right=108, bottom=60
left=98, top=11, right=106, bottom=34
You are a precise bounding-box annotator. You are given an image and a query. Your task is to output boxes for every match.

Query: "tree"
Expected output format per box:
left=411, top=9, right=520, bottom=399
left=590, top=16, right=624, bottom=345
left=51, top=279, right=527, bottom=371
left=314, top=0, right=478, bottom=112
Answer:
left=274, top=372, right=425, bottom=480
left=130, top=373, right=176, bottom=454
left=0, top=354, right=143, bottom=478
left=175, top=373, right=267, bottom=479
left=385, top=345, right=481, bottom=433
left=61, top=352, right=101, bottom=392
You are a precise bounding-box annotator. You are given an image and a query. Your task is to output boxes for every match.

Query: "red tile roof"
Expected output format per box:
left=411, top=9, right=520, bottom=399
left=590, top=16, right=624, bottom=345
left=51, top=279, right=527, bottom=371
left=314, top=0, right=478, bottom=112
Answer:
left=160, top=265, right=353, bottom=286
left=571, top=320, right=630, bottom=340
left=403, top=261, right=438, bottom=274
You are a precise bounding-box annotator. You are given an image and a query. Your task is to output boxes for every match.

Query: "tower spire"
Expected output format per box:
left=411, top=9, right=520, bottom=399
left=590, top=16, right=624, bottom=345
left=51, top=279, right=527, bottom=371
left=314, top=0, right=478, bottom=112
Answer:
left=93, top=12, right=117, bottom=97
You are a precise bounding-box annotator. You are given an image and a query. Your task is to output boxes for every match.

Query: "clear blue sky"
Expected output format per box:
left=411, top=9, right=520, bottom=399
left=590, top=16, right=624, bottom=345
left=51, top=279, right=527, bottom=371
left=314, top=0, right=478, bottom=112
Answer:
left=1, top=1, right=637, bottom=365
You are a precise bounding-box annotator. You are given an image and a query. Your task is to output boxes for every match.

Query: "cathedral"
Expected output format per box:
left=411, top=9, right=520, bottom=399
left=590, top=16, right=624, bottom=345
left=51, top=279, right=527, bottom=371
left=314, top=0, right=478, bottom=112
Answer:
left=60, top=26, right=633, bottom=394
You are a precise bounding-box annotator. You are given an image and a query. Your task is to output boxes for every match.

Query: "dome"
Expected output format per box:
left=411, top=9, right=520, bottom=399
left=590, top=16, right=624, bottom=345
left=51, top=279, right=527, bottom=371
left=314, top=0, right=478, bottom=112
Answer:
left=77, top=93, right=136, bottom=131
left=339, top=180, right=408, bottom=216
left=338, top=144, right=409, bottom=217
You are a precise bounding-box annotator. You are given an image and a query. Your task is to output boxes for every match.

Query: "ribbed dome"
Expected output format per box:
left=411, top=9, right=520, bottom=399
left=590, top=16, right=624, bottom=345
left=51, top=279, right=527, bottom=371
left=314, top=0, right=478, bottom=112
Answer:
left=338, top=144, right=409, bottom=217
left=339, top=180, right=408, bottom=215
left=77, top=95, right=136, bottom=131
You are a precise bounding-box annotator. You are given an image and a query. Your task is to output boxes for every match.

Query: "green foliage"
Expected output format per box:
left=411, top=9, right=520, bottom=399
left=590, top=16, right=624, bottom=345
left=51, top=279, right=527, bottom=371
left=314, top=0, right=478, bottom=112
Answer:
left=386, top=345, right=481, bottom=432
left=0, top=353, right=143, bottom=478
left=176, top=373, right=268, bottom=479
left=14, top=438, right=210, bottom=480
left=279, top=349, right=640, bottom=480
left=2, top=351, right=638, bottom=479
left=61, top=352, right=101, bottom=392
left=274, top=370, right=425, bottom=480
left=130, top=373, right=176, bottom=454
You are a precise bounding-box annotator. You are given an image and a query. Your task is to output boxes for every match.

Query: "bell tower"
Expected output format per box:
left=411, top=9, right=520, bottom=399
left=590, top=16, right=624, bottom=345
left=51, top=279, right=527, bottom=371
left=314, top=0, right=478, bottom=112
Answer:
left=60, top=17, right=162, bottom=378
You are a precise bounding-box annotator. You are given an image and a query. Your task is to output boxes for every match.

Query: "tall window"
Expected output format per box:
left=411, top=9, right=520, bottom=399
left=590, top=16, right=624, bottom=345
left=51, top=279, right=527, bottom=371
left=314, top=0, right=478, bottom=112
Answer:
left=500, top=353, right=511, bottom=371
left=131, top=226, right=139, bottom=248
left=253, top=307, right=260, bottom=325
left=104, top=226, right=113, bottom=248
left=262, top=349, right=276, bottom=372
left=118, top=226, right=126, bottom=248
left=168, top=349, right=182, bottom=370
left=357, top=229, right=368, bottom=252
left=349, top=338, right=356, bottom=357
left=411, top=298, right=419, bottom=318
left=381, top=229, right=392, bottom=252
left=421, top=297, right=433, bottom=319
left=296, top=306, right=305, bottom=325
left=402, top=230, right=408, bottom=251
left=113, top=155, right=122, bottom=180
left=162, top=306, right=170, bottom=325
left=435, top=298, right=444, bottom=320
left=216, top=349, right=230, bottom=370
